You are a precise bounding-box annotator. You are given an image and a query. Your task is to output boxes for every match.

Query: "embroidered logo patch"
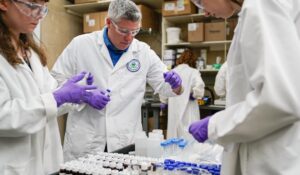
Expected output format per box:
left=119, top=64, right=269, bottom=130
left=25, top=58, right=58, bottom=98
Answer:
left=126, top=59, right=140, bottom=72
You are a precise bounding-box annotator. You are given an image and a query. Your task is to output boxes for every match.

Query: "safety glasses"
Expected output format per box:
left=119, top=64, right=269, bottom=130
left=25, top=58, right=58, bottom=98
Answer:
left=11, top=0, right=48, bottom=19
left=191, top=0, right=204, bottom=9
left=111, top=20, right=140, bottom=37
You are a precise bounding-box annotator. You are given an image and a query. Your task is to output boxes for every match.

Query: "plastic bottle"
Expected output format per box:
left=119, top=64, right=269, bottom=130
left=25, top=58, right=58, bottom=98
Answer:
left=197, top=57, right=204, bottom=70
left=59, top=164, right=66, bottom=175
left=147, top=132, right=163, bottom=158
left=135, top=131, right=148, bottom=156
left=140, top=162, right=150, bottom=175
left=160, top=141, right=168, bottom=158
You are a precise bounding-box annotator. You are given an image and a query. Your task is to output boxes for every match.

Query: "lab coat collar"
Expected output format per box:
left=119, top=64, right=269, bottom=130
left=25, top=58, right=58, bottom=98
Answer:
left=96, top=29, right=140, bottom=53
left=96, top=29, right=140, bottom=73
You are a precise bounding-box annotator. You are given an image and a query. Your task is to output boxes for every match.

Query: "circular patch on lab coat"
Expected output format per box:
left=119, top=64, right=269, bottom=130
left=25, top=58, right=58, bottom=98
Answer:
left=126, top=59, right=140, bottom=72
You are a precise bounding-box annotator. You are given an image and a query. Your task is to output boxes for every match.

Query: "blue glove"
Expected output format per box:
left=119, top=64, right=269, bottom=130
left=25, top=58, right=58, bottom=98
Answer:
left=53, top=72, right=97, bottom=107
left=163, top=71, right=182, bottom=89
left=86, top=72, right=94, bottom=85
left=190, top=93, right=196, bottom=101
left=160, top=103, right=168, bottom=110
left=189, top=117, right=210, bottom=143
left=83, top=89, right=111, bottom=110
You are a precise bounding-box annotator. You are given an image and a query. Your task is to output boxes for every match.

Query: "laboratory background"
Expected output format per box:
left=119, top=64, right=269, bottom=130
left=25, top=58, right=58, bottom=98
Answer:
left=44, top=0, right=231, bottom=138
left=0, top=0, right=271, bottom=175
left=42, top=0, right=231, bottom=174
left=3, top=0, right=300, bottom=174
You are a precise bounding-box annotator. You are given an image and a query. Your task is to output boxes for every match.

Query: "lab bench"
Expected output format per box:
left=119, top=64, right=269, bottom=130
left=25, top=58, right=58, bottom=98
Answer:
left=200, top=105, right=225, bottom=118
left=141, top=102, right=225, bottom=132
left=141, top=102, right=161, bottom=132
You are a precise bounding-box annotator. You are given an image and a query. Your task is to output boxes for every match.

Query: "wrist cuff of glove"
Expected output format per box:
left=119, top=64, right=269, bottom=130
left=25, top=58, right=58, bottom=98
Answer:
left=53, top=92, right=64, bottom=107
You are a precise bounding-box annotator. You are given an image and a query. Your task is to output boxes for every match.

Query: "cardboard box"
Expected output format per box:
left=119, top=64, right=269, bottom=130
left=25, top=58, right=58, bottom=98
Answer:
left=83, top=11, right=107, bottom=33
left=138, top=5, right=159, bottom=31
left=226, top=18, right=238, bottom=40
left=83, top=5, right=158, bottom=33
left=204, top=22, right=226, bottom=41
left=163, top=0, right=197, bottom=17
left=188, top=23, right=204, bottom=42
left=75, top=0, right=98, bottom=4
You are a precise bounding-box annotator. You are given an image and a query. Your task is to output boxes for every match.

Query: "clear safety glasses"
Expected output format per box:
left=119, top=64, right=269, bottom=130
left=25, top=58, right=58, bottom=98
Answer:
left=191, top=0, right=204, bottom=9
left=111, top=20, right=140, bottom=37
left=11, top=0, right=48, bottom=19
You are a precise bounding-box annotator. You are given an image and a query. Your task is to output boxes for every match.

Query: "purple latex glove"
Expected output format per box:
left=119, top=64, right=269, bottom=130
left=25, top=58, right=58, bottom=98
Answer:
left=83, top=89, right=111, bottom=110
left=160, top=103, right=168, bottom=110
left=86, top=72, right=94, bottom=85
left=163, top=71, right=182, bottom=89
left=53, top=72, right=97, bottom=107
left=190, top=93, right=196, bottom=101
left=189, top=117, right=210, bottom=143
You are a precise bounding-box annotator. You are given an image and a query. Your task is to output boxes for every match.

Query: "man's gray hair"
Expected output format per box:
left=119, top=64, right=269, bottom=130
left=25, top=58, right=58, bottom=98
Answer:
left=108, top=0, right=142, bottom=22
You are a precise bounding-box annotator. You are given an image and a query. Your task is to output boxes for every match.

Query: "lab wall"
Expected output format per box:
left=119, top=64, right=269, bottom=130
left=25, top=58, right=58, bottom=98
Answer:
left=41, top=0, right=82, bottom=69
left=40, top=0, right=82, bottom=144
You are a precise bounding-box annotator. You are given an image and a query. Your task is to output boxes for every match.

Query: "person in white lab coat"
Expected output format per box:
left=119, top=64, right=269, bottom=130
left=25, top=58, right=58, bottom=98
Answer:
left=52, top=0, right=183, bottom=161
left=0, top=0, right=104, bottom=174
left=160, top=49, right=205, bottom=139
left=189, top=0, right=300, bottom=174
left=214, top=61, right=227, bottom=98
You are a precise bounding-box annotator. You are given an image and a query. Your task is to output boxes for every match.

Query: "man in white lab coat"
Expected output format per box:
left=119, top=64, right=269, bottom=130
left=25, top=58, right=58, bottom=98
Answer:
left=52, top=0, right=183, bottom=161
left=189, top=0, right=300, bottom=174
left=160, top=49, right=205, bottom=140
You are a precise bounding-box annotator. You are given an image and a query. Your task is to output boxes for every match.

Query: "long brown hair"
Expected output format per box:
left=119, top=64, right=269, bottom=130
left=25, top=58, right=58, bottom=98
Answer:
left=0, top=3, right=48, bottom=67
left=176, top=49, right=197, bottom=68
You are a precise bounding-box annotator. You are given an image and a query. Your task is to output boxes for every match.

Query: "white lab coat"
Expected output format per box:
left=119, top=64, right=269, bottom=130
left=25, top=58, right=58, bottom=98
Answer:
left=214, top=61, right=227, bottom=97
left=0, top=51, right=62, bottom=174
left=160, top=64, right=205, bottom=139
left=207, top=0, right=300, bottom=174
left=52, top=30, right=178, bottom=161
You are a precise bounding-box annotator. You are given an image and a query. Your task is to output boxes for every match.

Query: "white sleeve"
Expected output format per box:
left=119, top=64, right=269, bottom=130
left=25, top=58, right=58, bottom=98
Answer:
left=214, top=62, right=227, bottom=97
left=191, top=69, right=205, bottom=99
left=51, top=38, right=78, bottom=85
left=146, top=49, right=178, bottom=97
left=0, top=77, right=57, bottom=137
left=209, top=0, right=300, bottom=145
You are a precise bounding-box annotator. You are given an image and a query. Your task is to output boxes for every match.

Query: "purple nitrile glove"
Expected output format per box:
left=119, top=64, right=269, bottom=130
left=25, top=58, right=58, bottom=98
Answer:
left=86, top=72, right=94, bottom=85
left=83, top=89, right=111, bottom=110
left=53, top=72, right=97, bottom=107
left=163, top=71, right=182, bottom=89
left=189, top=93, right=196, bottom=101
left=189, top=116, right=210, bottom=143
left=160, top=103, right=168, bottom=110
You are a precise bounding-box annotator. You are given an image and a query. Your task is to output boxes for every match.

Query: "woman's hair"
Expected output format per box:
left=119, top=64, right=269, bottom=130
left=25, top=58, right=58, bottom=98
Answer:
left=176, top=49, right=197, bottom=68
left=0, top=2, right=48, bottom=67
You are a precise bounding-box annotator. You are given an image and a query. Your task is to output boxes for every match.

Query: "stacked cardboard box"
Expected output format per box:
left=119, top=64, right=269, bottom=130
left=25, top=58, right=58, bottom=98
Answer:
left=162, top=0, right=197, bottom=17
left=83, top=4, right=158, bottom=33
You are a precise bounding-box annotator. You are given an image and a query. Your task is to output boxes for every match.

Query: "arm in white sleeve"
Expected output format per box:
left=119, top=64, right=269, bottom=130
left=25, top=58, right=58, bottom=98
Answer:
left=51, top=38, right=88, bottom=113
left=214, top=62, right=227, bottom=97
left=51, top=38, right=78, bottom=84
left=159, top=94, right=168, bottom=104
left=208, top=0, right=300, bottom=145
left=191, top=69, right=205, bottom=99
left=0, top=77, right=57, bottom=137
left=146, top=49, right=180, bottom=97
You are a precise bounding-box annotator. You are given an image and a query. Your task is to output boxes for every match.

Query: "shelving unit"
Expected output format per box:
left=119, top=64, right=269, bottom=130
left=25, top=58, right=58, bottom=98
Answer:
left=63, top=0, right=163, bottom=55
left=64, top=0, right=162, bottom=16
left=162, top=13, right=234, bottom=65
left=164, top=40, right=232, bottom=48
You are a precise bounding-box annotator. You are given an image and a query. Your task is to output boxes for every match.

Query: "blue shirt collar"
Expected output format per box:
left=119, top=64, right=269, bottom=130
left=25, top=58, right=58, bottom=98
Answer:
left=103, top=27, right=128, bottom=53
